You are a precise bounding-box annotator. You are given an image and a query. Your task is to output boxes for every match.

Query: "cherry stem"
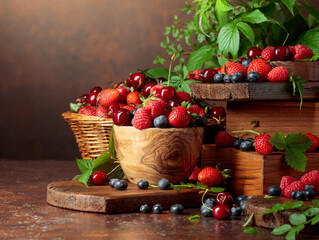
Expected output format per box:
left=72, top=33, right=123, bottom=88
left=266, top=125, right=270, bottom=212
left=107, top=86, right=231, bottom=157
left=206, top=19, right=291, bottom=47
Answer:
left=231, top=130, right=261, bottom=136
left=201, top=188, right=214, bottom=211
left=168, top=53, right=176, bottom=87
left=283, top=33, right=290, bottom=46
left=106, top=164, right=120, bottom=176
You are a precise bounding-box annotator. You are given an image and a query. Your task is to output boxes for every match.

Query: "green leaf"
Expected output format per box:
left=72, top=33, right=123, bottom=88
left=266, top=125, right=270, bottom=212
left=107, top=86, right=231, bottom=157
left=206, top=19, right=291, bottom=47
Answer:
left=143, top=67, right=170, bottom=79
left=170, top=183, right=180, bottom=191
left=312, top=199, right=319, bottom=207
left=310, top=52, right=319, bottom=62
left=242, top=213, right=254, bottom=227
left=289, top=213, right=307, bottom=225
left=285, top=228, right=297, bottom=240
left=216, top=0, right=234, bottom=12
left=215, top=4, right=229, bottom=27
left=188, top=215, right=201, bottom=221
left=269, top=132, right=286, bottom=150
left=311, top=215, right=319, bottom=225
left=237, top=22, right=255, bottom=45
left=180, top=82, right=193, bottom=96
left=76, top=158, right=95, bottom=174
left=217, top=22, right=240, bottom=58
left=285, top=147, right=307, bottom=172
left=239, top=10, right=268, bottom=24
left=78, top=169, right=92, bottom=187
left=109, top=126, right=116, bottom=158
left=281, top=0, right=297, bottom=15
left=72, top=174, right=82, bottom=181
left=302, top=3, right=319, bottom=22
left=264, top=195, right=278, bottom=199
left=297, top=28, right=319, bottom=54
left=272, top=224, right=292, bottom=235
left=286, top=132, right=312, bottom=152
left=209, top=187, right=225, bottom=193
left=70, top=102, right=84, bottom=113
left=303, top=207, right=319, bottom=217
left=243, top=228, right=259, bottom=234
left=187, top=45, right=215, bottom=72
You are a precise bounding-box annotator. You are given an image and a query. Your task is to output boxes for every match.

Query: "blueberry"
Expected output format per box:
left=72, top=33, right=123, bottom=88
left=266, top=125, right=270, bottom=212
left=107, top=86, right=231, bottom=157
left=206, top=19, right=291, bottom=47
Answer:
left=247, top=71, right=260, bottom=82
left=231, top=74, right=242, bottom=83
left=268, top=185, right=282, bottom=196
left=131, top=109, right=137, bottom=116
left=234, top=139, right=244, bottom=149
left=137, top=180, right=149, bottom=190
left=153, top=115, right=168, bottom=128
left=295, top=191, right=306, bottom=201
left=114, top=180, right=128, bottom=190
left=152, top=204, right=163, bottom=214
left=239, top=200, right=246, bottom=211
left=236, top=195, right=248, bottom=203
left=235, top=71, right=244, bottom=80
left=241, top=59, right=251, bottom=68
left=201, top=204, right=213, bottom=217
left=305, top=185, right=315, bottom=191
left=140, top=204, right=151, bottom=213
left=224, top=74, right=232, bottom=83
left=239, top=141, right=254, bottom=151
left=231, top=207, right=242, bottom=216
left=109, top=178, right=119, bottom=188
left=204, top=198, right=217, bottom=206
left=196, top=116, right=208, bottom=127
left=158, top=178, right=170, bottom=190
left=291, top=190, right=299, bottom=199
left=214, top=73, right=225, bottom=83
left=170, top=204, right=184, bottom=214
left=305, top=189, right=316, bottom=200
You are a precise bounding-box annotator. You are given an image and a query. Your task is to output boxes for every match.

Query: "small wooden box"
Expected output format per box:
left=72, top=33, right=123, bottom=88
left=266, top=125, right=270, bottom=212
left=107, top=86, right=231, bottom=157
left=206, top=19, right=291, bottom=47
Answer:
left=201, top=144, right=319, bottom=197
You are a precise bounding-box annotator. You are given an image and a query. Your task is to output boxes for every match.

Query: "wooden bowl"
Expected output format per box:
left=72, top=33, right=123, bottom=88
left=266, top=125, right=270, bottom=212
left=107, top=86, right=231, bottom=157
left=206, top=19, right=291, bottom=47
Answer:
left=113, top=125, right=204, bottom=184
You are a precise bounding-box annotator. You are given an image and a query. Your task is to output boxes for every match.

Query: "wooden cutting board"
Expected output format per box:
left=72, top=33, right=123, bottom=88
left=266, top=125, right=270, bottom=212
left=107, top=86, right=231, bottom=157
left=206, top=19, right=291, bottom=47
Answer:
left=47, top=181, right=203, bottom=214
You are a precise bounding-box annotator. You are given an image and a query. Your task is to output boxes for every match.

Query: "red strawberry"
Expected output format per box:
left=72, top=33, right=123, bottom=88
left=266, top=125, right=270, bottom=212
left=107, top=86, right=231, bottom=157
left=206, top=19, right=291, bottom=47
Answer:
left=116, top=83, right=130, bottom=102
left=198, top=167, right=222, bottom=187
left=95, top=106, right=109, bottom=118
left=126, top=91, right=142, bottom=106
left=168, top=106, right=191, bottom=128
left=255, top=134, right=274, bottom=155
left=216, top=67, right=222, bottom=73
left=226, top=62, right=247, bottom=77
left=188, top=105, right=201, bottom=115
left=305, top=133, right=319, bottom=152
left=132, top=107, right=152, bottom=130
left=214, top=131, right=235, bottom=147
left=267, top=66, right=288, bottom=82
left=145, top=100, right=166, bottom=119
left=188, top=167, right=201, bottom=181
left=301, top=170, right=319, bottom=186
left=247, top=59, right=272, bottom=82
left=175, top=91, right=192, bottom=104
left=123, top=104, right=136, bottom=112
left=280, top=176, right=297, bottom=192
left=220, top=61, right=234, bottom=74
left=261, top=46, right=275, bottom=61
left=284, top=181, right=305, bottom=198
left=78, top=105, right=96, bottom=116
left=199, top=108, right=206, bottom=117
left=187, top=70, right=203, bottom=80
left=98, top=89, right=120, bottom=107
left=150, top=85, right=165, bottom=98
left=294, top=45, right=314, bottom=60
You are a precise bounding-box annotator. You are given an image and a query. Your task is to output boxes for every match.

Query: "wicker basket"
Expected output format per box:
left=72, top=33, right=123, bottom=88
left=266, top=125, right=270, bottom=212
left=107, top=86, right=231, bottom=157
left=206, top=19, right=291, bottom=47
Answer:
left=62, top=112, right=113, bottom=159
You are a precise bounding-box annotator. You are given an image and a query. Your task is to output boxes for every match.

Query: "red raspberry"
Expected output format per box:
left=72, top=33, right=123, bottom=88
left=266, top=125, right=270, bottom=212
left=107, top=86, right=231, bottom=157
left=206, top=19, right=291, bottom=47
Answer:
left=78, top=105, right=96, bottom=116
left=305, top=133, right=319, bottom=152
left=214, top=131, right=235, bottom=147
left=168, top=106, right=191, bottom=128
left=288, top=46, right=296, bottom=56
left=188, top=105, right=201, bottom=115
left=254, top=134, right=274, bottom=155
left=283, top=181, right=305, bottom=198
left=132, top=107, right=152, bottom=130
left=175, top=91, right=192, bottom=104
left=226, top=63, right=247, bottom=77
left=301, top=170, right=319, bottom=187
left=267, top=66, right=288, bottom=82
left=188, top=167, right=201, bottom=181
left=294, top=45, right=314, bottom=60
left=187, top=70, right=203, bottom=80
left=145, top=100, right=166, bottom=119
left=280, top=176, right=297, bottom=192
left=197, top=167, right=222, bottom=187
left=98, top=89, right=120, bottom=107
left=95, top=106, right=109, bottom=118
left=247, top=59, right=272, bottom=82
left=261, top=46, right=275, bottom=61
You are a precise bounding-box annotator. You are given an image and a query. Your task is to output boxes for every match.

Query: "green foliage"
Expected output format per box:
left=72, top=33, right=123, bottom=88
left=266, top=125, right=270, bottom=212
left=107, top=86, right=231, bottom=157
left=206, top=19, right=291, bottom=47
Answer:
left=70, top=102, right=84, bottom=113
left=243, top=228, right=259, bottom=234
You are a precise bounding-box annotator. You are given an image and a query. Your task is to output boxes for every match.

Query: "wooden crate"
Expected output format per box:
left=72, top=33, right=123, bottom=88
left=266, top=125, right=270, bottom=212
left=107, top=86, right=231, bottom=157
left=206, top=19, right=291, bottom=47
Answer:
left=201, top=144, right=319, bottom=197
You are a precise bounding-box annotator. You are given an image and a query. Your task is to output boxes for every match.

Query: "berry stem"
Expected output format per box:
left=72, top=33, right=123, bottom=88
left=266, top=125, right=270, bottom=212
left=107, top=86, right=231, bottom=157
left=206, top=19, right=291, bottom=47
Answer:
left=201, top=188, right=214, bottom=211
left=106, top=164, right=120, bottom=176
left=168, top=53, right=176, bottom=87
left=282, top=33, right=290, bottom=46
left=231, top=130, right=261, bottom=136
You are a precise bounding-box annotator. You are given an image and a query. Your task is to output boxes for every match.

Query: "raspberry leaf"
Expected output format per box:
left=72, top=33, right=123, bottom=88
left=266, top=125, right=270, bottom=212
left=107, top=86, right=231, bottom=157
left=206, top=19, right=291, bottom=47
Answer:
left=217, top=22, right=240, bottom=58
left=269, top=132, right=286, bottom=150
left=76, top=158, right=94, bottom=174
left=70, top=102, right=84, bottom=113
left=285, top=147, right=307, bottom=172
left=286, top=132, right=312, bottom=152
left=143, top=67, right=170, bottom=79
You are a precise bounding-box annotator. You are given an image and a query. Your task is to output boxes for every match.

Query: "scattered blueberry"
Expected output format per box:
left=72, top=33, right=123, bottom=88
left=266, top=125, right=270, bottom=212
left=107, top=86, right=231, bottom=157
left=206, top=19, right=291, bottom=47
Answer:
left=153, top=115, right=168, bottom=128
left=158, top=178, right=170, bottom=190
left=268, top=185, right=282, bottom=196
left=231, top=74, right=242, bottom=83
left=234, top=139, right=244, bottom=149
left=152, top=204, right=163, bottom=214
left=214, top=73, right=225, bottom=83
left=291, top=190, right=299, bottom=199
left=241, top=59, right=251, bottom=68
left=247, top=71, right=260, bottom=82
left=109, top=178, right=119, bottom=188
left=239, top=141, right=255, bottom=151
left=204, top=198, right=217, bottom=207
left=305, top=189, right=316, bottom=200
left=140, top=204, right=151, bottom=213
left=201, top=204, right=213, bottom=217
left=295, top=191, right=306, bottom=201
left=305, top=185, right=315, bottom=191
left=224, top=74, right=232, bottom=83
left=196, top=116, right=208, bottom=127
left=231, top=206, right=242, bottom=216
left=114, top=179, right=128, bottom=190
left=236, top=195, right=248, bottom=203
left=131, top=109, right=137, bottom=116
left=170, top=204, right=184, bottom=214
left=239, top=200, right=246, bottom=211
left=137, top=180, right=149, bottom=190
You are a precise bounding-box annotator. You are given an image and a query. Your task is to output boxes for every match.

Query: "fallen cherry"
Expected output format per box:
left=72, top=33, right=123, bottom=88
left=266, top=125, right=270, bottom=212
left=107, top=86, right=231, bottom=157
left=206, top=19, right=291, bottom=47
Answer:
left=216, top=192, right=234, bottom=207
left=213, top=205, right=231, bottom=220
left=91, top=171, right=108, bottom=185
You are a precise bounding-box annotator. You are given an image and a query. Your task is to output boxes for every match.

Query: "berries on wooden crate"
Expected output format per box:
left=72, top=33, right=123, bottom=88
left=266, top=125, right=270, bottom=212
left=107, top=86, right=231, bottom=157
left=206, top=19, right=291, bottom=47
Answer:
left=239, top=140, right=254, bottom=151
left=215, top=131, right=235, bottom=147
left=305, top=185, right=315, bottom=191
left=305, top=189, right=316, bottom=200
left=247, top=47, right=262, bottom=60
left=261, top=46, right=275, bottom=61
left=187, top=70, right=203, bottom=80
left=197, top=167, right=222, bottom=187
left=114, top=180, right=128, bottom=190
left=291, top=190, right=299, bottom=199
left=254, top=134, right=273, bottom=155
left=223, top=74, right=232, bottom=83
left=175, top=91, right=192, bottom=104
left=91, top=171, right=108, bottom=185
left=168, top=106, right=191, bottom=128
left=267, top=66, right=288, bottom=82
left=158, top=178, right=170, bottom=190
left=140, top=204, right=151, bottom=213
left=274, top=45, right=292, bottom=61
left=268, top=185, right=281, bottom=196
left=294, top=44, right=314, bottom=60
left=112, top=108, right=132, bottom=126
left=170, top=204, right=184, bottom=214
left=295, top=191, right=306, bottom=201
left=305, top=133, right=319, bottom=152
left=145, top=100, right=166, bottom=119
left=152, top=204, right=163, bottom=214
left=283, top=181, right=305, bottom=198
left=109, top=178, right=119, bottom=188
left=132, top=107, right=152, bottom=130
left=137, top=180, right=149, bottom=190
left=280, top=176, right=297, bottom=193
left=213, top=205, right=231, bottom=220
left=204, top=198, right=217, bottom=207
left=301, top=170, right=319, bottom=186
left=247, top=71, right=260, bottom=82
left=213, top=73, right=225, bottom=83
left=202, top=68, right=218, bottom=83
left=211, top=106, right=225, bottom=118
left=247, top=59, right=272, bottom=82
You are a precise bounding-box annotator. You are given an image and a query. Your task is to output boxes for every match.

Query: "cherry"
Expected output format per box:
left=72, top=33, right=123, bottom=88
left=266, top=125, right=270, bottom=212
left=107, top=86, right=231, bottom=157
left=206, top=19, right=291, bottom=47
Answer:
left=91, top=171, right=108, bottom=185
left=145, top=77, right=157, bottom=84
left=211, top=107, right=226, bottom=118
left=167, top=99, right=180, bottom=111
left=157, top=77, right=167, bottom=85
left=142, top=82, right=156, bottom=97
left=76, top=94, right=89, bottom=104
left=106, top=103, right=120, bottom=118
left=274, top=45, right=292, bottom=61
left=112, top=108, right=132, bottom=126
left=131, top=72, right=146, bottom=89
left=202, top=68, right=218, bottom=83
left=216, top=192, right=234, bottom=207
left=90, top=86, right=102, bottom=94
left=213, top=205, right=231, bottom=220
left=126, top=77, right=133, bottom=87
left=160, top=86, right=176, bottom=102
left=86, top=92, right=98, bottom=106
left=247, top=47, right=262, bottom=60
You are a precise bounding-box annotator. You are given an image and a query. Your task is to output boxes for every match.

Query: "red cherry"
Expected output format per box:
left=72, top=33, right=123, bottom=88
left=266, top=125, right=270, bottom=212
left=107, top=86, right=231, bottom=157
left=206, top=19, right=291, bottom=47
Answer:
left=274, top=45, right=292, bottom=61
left=157, top=77, right=167, bottom=85
left=145, top=77, right=157, bottom=84
left=106, top=103, right=120, bottom=118
left=131, top=72, right=146, bottom=89
left=76, top=94, right=89, bottom=103
left=160, top=86, right=176, bottom=102
left=86, top=92, right=98, bottom=106
left=90, top=86, right=102, bottom=94
left=202, top=68, right=218, bottom=83
left=142, top=82, right=156, bottom=97
left=117, top=84, right=130, bottom=102
left=112, top=108, right=132, bottom=126
left=213, top=205, right=231, bottom=220
left=91, top=171, right=108, bottom=185
left=126, top=77, right=133, bottom=87
left=216, top=192, right=234, bottom=207
left=167, top=99, right=180, bottom=111
left=247, top=47, right=262, bottom=60
left=211, top=107, right=226, bottom=118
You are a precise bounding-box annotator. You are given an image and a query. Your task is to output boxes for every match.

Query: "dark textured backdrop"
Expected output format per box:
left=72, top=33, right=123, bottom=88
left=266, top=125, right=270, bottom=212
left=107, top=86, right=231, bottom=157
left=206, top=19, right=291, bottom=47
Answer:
left=1, top=1, right=318, bottom=160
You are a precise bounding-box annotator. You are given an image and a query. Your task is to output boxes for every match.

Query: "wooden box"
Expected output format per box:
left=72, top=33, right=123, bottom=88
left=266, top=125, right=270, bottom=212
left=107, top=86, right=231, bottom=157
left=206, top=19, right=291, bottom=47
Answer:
left=201, top=144, right=319, bottom=197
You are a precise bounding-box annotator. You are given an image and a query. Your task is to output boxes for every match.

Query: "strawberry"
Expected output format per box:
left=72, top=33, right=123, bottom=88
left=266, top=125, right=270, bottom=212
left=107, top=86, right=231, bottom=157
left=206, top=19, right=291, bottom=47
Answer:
left=187, top=70, right=203, bottom=80
left=168, top=106, right=191, bottom=128
left=150, top=85, right=165, bottom=98
left=175, top=91, right=192, bottom=104
left=294, top=45, right=314, bottom=60
left=254, top=134, right=274, bottom=155
left=199, top=108, right=206, bottom=117
left=126, top=91, right=142, bottom=106
left=284, top=181, right=305, bottom=198
left=188, top=167, right=201, bottom=181
left=220, top=61, right=234, bottom=74
left=95, top=106, right=109, bottom=118
left=226, top=62, right=247, bottom=77
left=261, top=46, right=275, bottom=61
left=305, top=133, right=319, bottom=152
left=145, top=100, right=166, bottom=119
left=280, top=176, right=297, bottom=192
left=132, top=107, right=152, bottom=130
left=247, top=59, right=272, bottom=82
left=214, top=131, right=235, bottom=147
left=123, top=104, right=136, bottom=112
left=267, top=66, right=288, bottom=82
left=116, top=83, right=130, bottom=102
left=198, top=167, right=222, bottom=187
left=188, top=105, right=201, bottom=115
left=301, top=170, right=319, bottom=187
left=78, top=105, right=96, bottom=116
left=98, top=89, right=120, bottom=107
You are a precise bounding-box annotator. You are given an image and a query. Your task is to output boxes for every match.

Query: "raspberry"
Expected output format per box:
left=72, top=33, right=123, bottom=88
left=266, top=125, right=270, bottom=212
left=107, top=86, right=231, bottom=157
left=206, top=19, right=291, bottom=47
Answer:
left=288, top=46, right=296, bottom=56
left=187, top=70, right=203, bottom=80
left=305, top=133, right=319, bottom=152
left=301, top=170, right=319, bottom=187
left=294, top=45, right=314, bottom=60
left=247, top=59, right=272, bottom=82
left=280, top=176, right=297, bottom=192
left=175, top=91, right=192, bottom=104
left=267, top=66, right=288, bottom=82
left=261, top=46, right=275, bottom=61
left=254, top=134, right=274, bottom=155
left=132, top=107, right=152, bottom=130
left=145, top=100, right=166, bottom=119
left=78, top=105, right=96, bottom=116
left=198, top=167, right=222, bottom=187
left=215, top=131, right=235, bottom=147
left=226, top=63, right=247, bottom=77
left=283, top=181, right=305, bottom=198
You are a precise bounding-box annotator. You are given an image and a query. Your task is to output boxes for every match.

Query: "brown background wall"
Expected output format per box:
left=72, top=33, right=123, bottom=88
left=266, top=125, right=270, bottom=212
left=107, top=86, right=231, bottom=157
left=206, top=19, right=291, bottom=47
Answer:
left=1, top=1, right=318, bottom=160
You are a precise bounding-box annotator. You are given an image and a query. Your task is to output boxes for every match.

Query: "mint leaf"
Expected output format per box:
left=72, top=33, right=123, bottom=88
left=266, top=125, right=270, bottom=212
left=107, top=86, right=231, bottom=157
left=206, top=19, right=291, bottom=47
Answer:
left=217, top=22, right=240, bottom=58
left=264, top=195, right=278, bottom=199
left=243, top=228, right=259, bottom=234
left=311, top=215, right=319, bottom=225
left=272, top=224, right=292, bottom=235
left=187, top=45, right=215, bottom=71
left=239, top=10, right=268, bottom=24
left=242, top=213, right=254, bottom=227
left=285, top=146, right=307, bottom=172
left=143, top=67, right=170, bottom=79
left=76, top=158, right=95, bottom=174
left=289, top=213, right=307, bottom=225
left=281, top=0, right=296, bottom=15
left=303, top=207, right=319, bottom=217
left=237, top=22, right=254, bottom=45
left=216, top=0, right=234, bottom=12
left=269, top=132, right=286, bottom=150
left=78, top=169, right=93, bottom=187
left=70, top=102, right=84, bottom=113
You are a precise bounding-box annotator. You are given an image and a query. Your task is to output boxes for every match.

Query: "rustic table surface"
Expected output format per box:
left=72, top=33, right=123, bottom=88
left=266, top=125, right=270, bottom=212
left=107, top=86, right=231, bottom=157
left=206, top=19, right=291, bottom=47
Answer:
left=0, top=159, right=317, bottom=240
